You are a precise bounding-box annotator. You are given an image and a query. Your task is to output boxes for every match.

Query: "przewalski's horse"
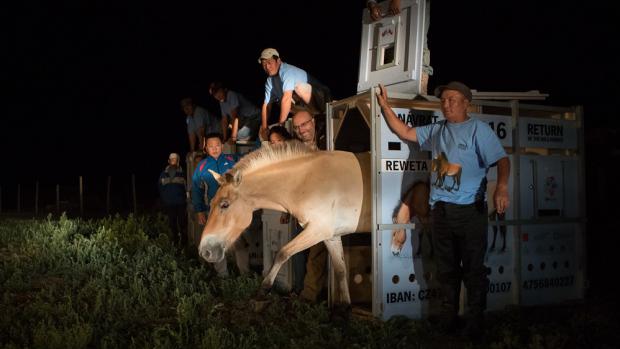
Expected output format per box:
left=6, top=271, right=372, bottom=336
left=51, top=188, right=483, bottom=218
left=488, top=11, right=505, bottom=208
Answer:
left=198, top=140, right=371, bottom=308
left=391, top=181, right=431, bottom=257
left=431, top=151, right=462, bottom=191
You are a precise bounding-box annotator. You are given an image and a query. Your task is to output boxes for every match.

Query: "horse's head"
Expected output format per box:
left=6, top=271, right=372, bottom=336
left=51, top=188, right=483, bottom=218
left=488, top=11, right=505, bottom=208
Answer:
left=391, top=228, right=407, bottom=256
left=431, top=152, right=448, bottom=170
left=198, top=169, right=254, bottom=264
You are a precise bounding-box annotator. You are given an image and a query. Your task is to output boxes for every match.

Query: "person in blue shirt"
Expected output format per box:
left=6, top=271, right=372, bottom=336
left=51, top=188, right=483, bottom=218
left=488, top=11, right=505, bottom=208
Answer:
left=180, top=97, right=219, bottom=152
left=158, top=152, right=187, bottom=249
left=376, top=81, right=510, bottom=341
left=209, top=81, right=261, bottom=144
left=191, top=132, right=249, bottom=276
left=257, top=48, right=331, bottom=140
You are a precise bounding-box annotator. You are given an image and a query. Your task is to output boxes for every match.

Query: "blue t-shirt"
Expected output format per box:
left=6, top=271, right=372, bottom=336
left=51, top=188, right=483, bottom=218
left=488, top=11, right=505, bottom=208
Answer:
left=186, top=105, right=220, bottom=135
left=264, top=62, right=308, bottom=104
left=220, top=90, right=260, bottom=124
left=416, top=117, right=506, bottom=206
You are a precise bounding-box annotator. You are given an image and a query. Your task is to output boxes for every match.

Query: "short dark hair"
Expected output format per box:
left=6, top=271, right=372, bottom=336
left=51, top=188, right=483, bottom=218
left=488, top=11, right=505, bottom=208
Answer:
left=209, top=81, right=226, bottom=95
left=268, top=125, right=292, bottom=140
left=204, top=132, right=224, bottom=143
left=180, top=97, right=193, bottom=107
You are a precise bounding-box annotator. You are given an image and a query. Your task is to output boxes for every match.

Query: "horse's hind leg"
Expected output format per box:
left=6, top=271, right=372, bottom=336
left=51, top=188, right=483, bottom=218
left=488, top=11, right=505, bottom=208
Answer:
left=323, top=237, right=351, bottom=306
left=323, top=237, right=352, bottom=323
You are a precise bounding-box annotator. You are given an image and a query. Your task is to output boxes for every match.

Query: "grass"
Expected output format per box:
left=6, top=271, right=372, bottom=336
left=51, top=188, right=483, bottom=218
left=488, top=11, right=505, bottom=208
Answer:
left=0, top=214, right=618, bottom=348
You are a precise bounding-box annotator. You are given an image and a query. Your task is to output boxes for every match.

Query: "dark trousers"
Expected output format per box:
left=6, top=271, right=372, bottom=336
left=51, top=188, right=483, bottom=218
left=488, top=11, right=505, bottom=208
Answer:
left=431, top=201, right=488, bottom=318
left=292, top=85, right=332, bottom=115
left=165, top=204, right=187, bottom=248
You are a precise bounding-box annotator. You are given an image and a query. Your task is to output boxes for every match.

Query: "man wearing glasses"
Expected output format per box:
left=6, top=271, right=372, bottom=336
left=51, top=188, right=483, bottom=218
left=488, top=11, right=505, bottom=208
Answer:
left=291, top=109, right=326, bottom=151
left=290, top=109, right=328, bottom=302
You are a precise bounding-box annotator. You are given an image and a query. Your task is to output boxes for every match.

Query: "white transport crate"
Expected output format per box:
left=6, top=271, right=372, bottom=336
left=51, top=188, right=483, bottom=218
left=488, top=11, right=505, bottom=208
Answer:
left=357, top=0, right=428, bottom=94
left=519, top=224, right=584, bottom=306
left=261, top=209, right=295, bottom=292
left=324, top=87, right=585, bottom=321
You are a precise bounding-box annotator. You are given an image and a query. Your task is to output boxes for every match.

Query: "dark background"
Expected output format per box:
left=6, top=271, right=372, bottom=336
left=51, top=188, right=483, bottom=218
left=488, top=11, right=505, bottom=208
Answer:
left=5, top=1, right=619, bottom=294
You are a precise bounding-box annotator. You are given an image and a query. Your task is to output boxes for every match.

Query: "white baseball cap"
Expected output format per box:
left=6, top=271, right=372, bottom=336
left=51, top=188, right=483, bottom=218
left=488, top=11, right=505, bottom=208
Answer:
left=258, top=48, right=280, bottom=63
left=169, top=153, right=180, bottom=160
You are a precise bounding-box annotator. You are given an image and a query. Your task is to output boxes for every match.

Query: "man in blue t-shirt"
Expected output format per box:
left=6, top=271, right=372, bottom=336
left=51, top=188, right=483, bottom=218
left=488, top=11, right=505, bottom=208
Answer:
left=257, top=48, right=331, bottom=140
left=209, top=81, right=261, bottom=143
left=180, top=97, right=219, bottom=152
left=376, top=81, right=510, bottom=340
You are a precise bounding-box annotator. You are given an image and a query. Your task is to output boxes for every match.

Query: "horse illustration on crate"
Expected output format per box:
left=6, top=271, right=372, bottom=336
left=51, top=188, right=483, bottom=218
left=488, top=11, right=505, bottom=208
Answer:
left=391, top=181, right=431, bottom=257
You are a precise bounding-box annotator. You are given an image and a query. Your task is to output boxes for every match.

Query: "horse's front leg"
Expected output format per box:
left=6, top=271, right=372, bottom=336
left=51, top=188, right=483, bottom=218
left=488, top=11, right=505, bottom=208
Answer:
left=261, top=223, right=329, bottom=294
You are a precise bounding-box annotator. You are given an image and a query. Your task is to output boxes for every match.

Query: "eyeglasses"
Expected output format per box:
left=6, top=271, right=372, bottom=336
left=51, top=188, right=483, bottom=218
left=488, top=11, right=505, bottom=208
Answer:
left=293, top=118, right=313, bottom=131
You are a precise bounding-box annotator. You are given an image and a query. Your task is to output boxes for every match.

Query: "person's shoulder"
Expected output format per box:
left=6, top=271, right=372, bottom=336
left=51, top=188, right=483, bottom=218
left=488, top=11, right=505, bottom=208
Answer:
left=196, top=157, right=212, bottom=171
left=195, top=105, right=210, bottom=115
left=470, top=117, right=493, bottom=130
left=222, top=153, right=237, bottom=162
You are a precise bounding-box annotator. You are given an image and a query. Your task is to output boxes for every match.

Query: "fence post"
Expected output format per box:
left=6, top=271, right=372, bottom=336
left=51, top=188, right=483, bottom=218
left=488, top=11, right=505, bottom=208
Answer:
left=56, top=184, right=60, bottom=215
left=79, top=176, right=84, bottom=217
left=35, top=181, right=39, bottom=217
left=17, top=183, right=21, bottom=214
left=132, top=174, right=137, bottom=214
left=106, top=176, right=111, bottom=215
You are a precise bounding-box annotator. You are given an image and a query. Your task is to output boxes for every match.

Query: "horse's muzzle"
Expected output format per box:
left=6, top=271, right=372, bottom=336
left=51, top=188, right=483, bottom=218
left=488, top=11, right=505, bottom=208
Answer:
left=198, top=237, right=225, bottom=263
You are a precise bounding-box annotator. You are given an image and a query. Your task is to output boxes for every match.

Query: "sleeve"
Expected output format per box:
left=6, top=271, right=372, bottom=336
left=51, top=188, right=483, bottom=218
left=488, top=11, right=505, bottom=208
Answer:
left=228, top=91, right=240, bottom=111
left=264, top=79, right=273, bottom=104
left=191, top=164, right=207, bottom=213
left=195, top=108, right=209, bottom=129
left=281, top=65, right=306, bottom=92
left=476, top=121, right=507, bottom=167
left=415, top=123, right=435, bottom=151
left=158, top=172, right=164, bottom=197
left=186, top=116, right=194, bottom=134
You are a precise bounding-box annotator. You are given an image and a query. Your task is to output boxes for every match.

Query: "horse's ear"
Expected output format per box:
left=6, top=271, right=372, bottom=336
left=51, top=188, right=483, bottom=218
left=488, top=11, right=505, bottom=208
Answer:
left=208, top=169, right=225, bottom=185
left=232, top=170, right=242, bottom=187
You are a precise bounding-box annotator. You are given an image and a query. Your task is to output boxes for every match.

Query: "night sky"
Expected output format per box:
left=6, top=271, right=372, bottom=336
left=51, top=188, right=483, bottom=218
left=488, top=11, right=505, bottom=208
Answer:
left=6, top=0, right=619, bottom=209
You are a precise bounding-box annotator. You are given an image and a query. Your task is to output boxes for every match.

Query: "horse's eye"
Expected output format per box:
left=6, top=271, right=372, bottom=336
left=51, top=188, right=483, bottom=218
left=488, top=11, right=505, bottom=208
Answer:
left=219, top=200, right=230, bottom=209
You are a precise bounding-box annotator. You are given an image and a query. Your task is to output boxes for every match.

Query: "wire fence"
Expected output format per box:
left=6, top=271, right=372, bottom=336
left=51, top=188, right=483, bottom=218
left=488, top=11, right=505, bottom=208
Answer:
left=0, top=174, right=161, bottom=219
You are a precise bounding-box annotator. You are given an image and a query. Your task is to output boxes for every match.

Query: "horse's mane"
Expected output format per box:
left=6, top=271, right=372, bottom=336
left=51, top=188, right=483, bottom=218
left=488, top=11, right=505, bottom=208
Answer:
left=233, top=139, right=314, bottom=176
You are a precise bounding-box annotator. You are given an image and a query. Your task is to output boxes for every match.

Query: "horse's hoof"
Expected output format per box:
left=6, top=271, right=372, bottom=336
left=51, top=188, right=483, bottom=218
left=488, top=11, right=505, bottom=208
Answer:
left=255, top=286, right=271, bottom=301
left=330, top=304, right=352, bottom=324
left=249, top=298, right=271, bottom=313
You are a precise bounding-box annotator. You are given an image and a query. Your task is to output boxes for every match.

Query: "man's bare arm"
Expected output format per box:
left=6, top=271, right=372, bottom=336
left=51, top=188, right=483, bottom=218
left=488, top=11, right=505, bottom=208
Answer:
left=494, top=157, right=511, bottom=214
left=375, top=84, right=418, bottom=142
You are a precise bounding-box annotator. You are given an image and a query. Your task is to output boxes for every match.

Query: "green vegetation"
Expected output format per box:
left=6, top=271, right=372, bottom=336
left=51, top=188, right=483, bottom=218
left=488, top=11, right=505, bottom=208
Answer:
left=1, top=214, right=617, bottom=348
